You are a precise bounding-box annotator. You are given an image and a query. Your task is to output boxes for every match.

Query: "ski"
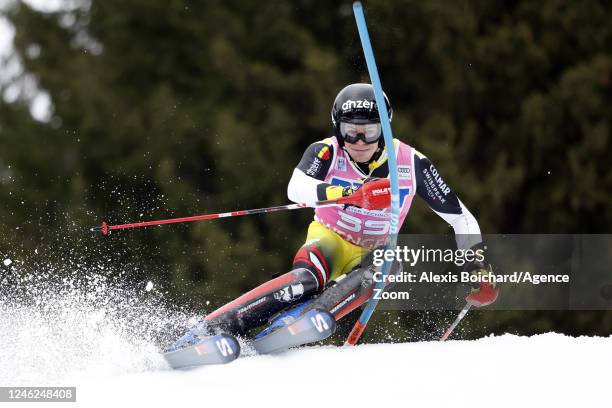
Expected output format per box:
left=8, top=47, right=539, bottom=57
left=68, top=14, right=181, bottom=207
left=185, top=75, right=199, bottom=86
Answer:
left=163, top=333, right=240, bottom=369
left=163, top=307, right=335, bottom=368
left=252, top=308, right=336, bottom=355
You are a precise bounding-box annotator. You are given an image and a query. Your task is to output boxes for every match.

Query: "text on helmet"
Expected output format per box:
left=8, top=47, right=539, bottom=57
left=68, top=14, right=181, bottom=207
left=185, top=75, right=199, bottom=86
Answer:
left=341, top=99, right=376, bottom=111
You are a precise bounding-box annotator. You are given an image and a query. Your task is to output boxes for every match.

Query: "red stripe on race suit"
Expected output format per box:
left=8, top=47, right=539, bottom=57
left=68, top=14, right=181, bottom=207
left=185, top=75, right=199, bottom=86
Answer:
left=293, top=249, right=325, bottom=287
left=309, top=247, right=330, bottom=281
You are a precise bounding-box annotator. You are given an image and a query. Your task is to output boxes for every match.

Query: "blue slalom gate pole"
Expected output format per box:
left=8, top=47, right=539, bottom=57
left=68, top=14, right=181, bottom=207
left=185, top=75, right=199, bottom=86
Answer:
left=345, top=1, right=401, bottom=345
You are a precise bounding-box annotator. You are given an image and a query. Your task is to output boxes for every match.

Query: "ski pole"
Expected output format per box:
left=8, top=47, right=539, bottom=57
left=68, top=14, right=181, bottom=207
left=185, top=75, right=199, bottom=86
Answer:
left=91, top=178, right=391, bottom=235
left=440, top=302, right=472, bottom=341
left=92, top=202, right=310, bottom=235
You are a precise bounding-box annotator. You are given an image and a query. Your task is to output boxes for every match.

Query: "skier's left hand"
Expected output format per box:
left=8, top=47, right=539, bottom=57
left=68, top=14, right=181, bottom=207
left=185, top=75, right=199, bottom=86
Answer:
left=465, top=262, right=499, bottom=307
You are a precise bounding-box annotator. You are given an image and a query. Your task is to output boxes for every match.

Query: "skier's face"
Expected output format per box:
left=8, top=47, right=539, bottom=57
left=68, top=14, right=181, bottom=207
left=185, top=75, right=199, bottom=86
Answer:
left=344, top=138, right=379, bottom=163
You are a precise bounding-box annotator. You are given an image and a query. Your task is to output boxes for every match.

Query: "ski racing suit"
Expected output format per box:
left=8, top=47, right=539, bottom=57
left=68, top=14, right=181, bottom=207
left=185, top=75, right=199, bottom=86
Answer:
left=203, top=135, right=483, bottom=336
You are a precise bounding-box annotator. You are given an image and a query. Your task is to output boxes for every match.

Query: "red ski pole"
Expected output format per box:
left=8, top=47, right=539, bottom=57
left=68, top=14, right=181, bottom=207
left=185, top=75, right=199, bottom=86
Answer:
left=91, top=179, right=391, bottom=235
left=440, top=302, right=472, bottom=341
left=91, top=202, right=310, bottom=235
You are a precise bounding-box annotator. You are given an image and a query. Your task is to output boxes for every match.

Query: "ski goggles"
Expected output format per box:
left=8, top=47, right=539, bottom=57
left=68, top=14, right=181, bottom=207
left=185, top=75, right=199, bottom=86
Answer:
left=339, top=122, right=382, bottom=144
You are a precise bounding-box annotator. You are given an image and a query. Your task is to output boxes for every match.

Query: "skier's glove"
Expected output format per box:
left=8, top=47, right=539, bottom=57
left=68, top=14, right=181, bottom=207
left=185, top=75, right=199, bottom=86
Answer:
left=326, top=177, right=381, bottom=200
left=342, top=185, right=357, bottom=197
left=324, top=178, right=390, bottom=210
left=465, top=261, right=499, bottom=307
left=343, top=177, right=383, bottom=209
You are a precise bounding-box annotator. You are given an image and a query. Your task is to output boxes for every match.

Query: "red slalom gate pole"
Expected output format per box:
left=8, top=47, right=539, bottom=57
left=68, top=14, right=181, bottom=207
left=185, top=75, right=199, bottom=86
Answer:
left=91, top=179, right=392, bottom=235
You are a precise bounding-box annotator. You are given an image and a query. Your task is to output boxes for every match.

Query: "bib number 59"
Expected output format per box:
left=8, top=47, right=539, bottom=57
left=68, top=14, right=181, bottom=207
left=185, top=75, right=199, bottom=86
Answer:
left=336, top=211, right=389, bottom=235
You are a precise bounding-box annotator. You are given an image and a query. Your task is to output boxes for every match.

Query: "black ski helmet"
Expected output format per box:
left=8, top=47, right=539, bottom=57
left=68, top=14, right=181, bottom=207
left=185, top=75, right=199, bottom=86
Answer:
left=331, top=83, right=393, bottom=146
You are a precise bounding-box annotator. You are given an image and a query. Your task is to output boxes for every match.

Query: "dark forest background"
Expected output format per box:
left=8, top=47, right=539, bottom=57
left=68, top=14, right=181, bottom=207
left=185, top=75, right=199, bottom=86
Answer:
left=1, top=0, right=611, bottom=343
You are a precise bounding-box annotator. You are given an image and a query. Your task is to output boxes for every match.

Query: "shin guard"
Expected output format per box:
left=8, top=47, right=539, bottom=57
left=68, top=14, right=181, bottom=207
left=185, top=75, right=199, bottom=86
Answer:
left=204, top=268, right=320, bottom=335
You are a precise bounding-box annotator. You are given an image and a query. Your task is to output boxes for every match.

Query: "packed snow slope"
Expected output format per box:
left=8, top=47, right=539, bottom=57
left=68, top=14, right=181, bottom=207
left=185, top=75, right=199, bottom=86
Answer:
left=5, top=331, right=612, bottom=408
left=72, top=334, right=608, bottom=408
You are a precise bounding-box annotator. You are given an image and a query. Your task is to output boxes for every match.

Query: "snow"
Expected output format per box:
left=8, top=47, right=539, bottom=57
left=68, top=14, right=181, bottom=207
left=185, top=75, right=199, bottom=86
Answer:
left=2, top=305, right=610, bottom=408
left=68, top=334, right=609, bottom=408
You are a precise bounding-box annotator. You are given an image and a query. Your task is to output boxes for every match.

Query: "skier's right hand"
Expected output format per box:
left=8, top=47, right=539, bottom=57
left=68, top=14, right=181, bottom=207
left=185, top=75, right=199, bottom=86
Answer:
left=340, top=178, right=390, bottom=210
left=326, top=177, right=380, bottom=204
left=341, top=185, right=357, bottom=197
left=340, top=177, right=381, bottom=197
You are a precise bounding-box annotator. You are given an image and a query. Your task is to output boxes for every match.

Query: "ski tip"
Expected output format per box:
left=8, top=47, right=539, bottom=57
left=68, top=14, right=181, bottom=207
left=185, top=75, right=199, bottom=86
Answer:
left=163, top=333, right=240, bottom=370
left=268, top=308, right=337, bottom=339
left=308, top=309, right=336, bottom=337
left=215, top=334, right=241, bottom=364
left=253, top=308, right=336, bottom=355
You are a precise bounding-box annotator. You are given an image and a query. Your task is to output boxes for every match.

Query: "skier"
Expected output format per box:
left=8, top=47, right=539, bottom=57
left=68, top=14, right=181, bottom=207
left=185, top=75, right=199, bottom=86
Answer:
left=173, top=83, right=498, bottom=351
